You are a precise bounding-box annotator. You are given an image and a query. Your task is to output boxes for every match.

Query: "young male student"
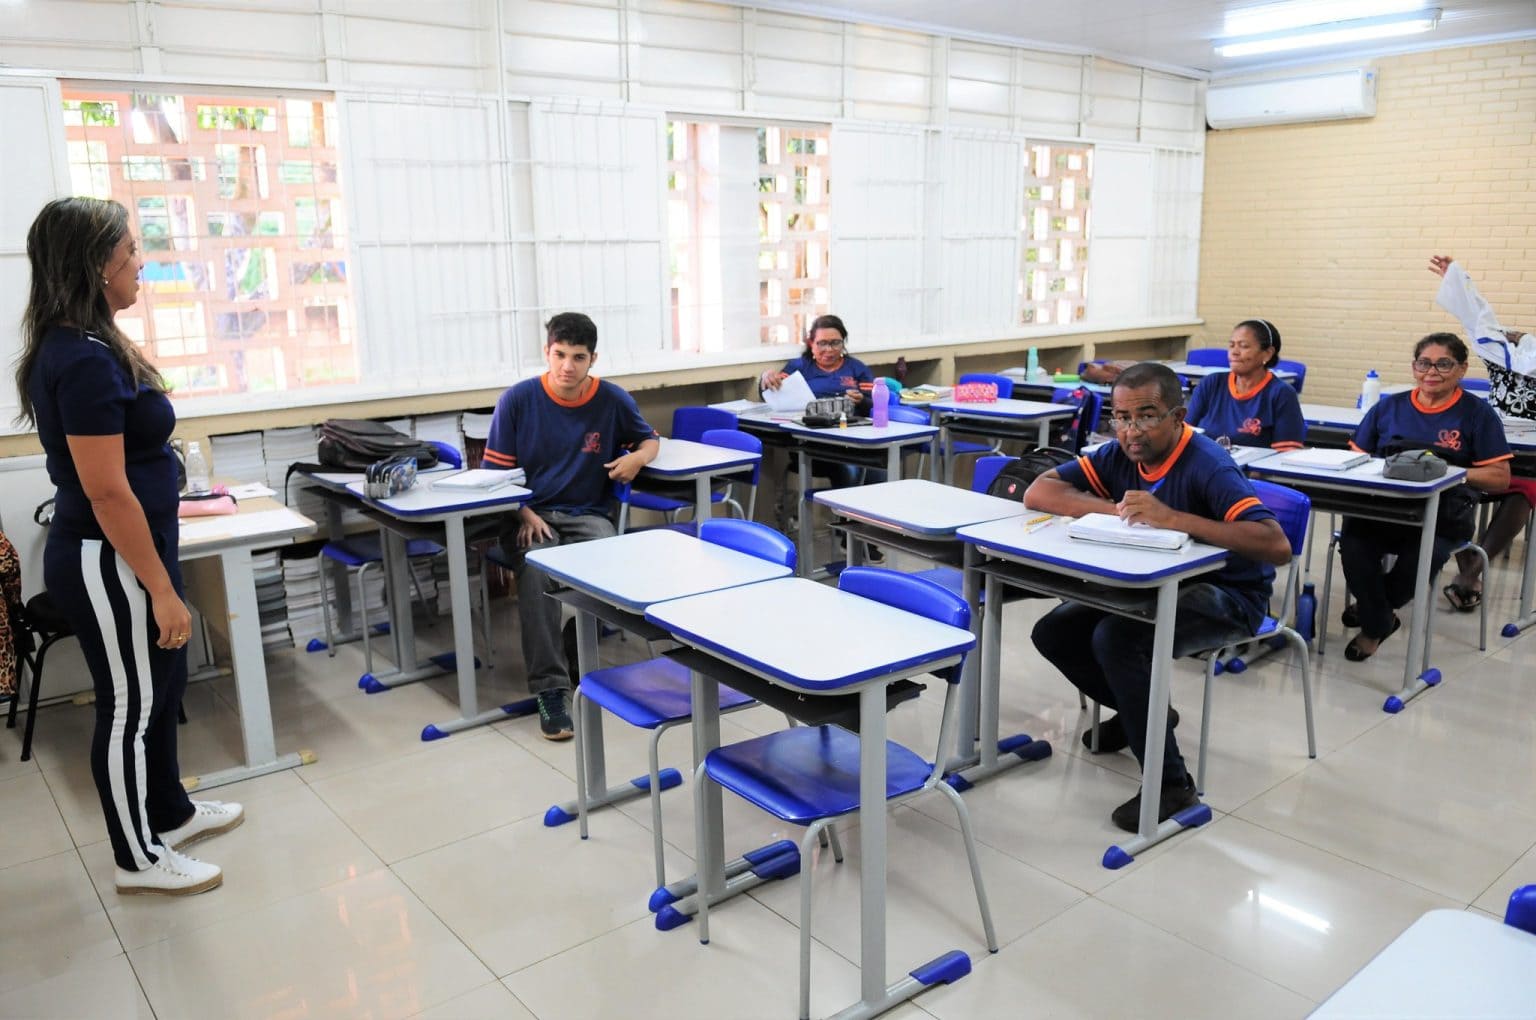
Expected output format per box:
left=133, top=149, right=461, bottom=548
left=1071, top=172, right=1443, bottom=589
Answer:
left=1025, top=362, right=1291, bottom=831
left=482, top=313, right=659, bottom=740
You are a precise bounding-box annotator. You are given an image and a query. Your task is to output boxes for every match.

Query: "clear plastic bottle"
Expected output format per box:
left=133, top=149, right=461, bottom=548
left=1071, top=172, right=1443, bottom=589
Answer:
left=184, top=440, right=210, bottom=493
left=871, top=378, right=889, bottom=428
left=1359, top=369, right=1381, bottom=410
left=837, top=411, right=848, bottom=429
left=1026, top=346, right=1040, bottom=377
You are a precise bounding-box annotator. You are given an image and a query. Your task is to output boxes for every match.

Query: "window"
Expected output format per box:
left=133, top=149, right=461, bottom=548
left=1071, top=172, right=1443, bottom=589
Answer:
left=63, top=87, right=356, bottom=398
left=667, top=119, right=830, bottom=352
left=1019, top=142, right=1092, bottom=326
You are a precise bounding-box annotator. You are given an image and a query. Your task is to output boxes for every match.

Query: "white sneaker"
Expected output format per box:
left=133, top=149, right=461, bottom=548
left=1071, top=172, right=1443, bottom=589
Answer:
left=115, top=848, right=222, bottom=896
left=159, top=800, right=245, bottom=850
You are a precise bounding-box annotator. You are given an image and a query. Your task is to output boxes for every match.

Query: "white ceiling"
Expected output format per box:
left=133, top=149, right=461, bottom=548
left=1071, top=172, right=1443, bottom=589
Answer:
left=733, top=0, right=1536, bottom=77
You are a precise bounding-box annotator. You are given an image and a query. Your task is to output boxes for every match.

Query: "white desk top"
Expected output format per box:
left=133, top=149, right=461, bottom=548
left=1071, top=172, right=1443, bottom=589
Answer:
left=775, top=418, right=938, bottom=446
left=1301, top=403, right=1366, bottom=429
left=1248, top=453, right=1468, bottom=495
left=345, top=479, right=532, bottom=518
left=958, top=514, right=1228, bottom=585
left=1165, top=362, right=1300, bottom=384
left=642, top=436, right=759, bottom=478
left=814, top=479, right=1022, bottom=536
left=525, top=529, right=791, bottom=614
left=179, top=506, right=316, bottom=555
left=644, top=576, right=974, bottom=692
left=927, top=398, right=1078, bottom=420
left=1313, top=909, right=1536, bottom=1018
left=302, top=464, right=455, bottom=493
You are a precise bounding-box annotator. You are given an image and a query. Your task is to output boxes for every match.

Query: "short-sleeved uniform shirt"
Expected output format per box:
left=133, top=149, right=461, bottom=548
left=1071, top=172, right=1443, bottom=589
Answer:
left=1186, top=370, right=1306, bottom=450
left=28, top=327, right=179, bottom=542
left=1056, top=424, right=1278, bottom=630
left=483, top=374, right=657, bottom=517
left=776, top=354, right=875, bottom=410
left=1349, top=387, right=1512, bottom=469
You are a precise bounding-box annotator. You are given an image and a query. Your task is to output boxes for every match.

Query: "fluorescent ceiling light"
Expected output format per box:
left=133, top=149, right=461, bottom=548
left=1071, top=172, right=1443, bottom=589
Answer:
left=1224, top=0, right=1430, bottom=37
left=1215, top=8, right=1440, bottom=58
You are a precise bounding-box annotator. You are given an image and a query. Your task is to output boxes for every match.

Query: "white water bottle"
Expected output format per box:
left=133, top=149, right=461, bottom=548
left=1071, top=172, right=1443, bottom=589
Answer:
left=184, top=441, right=210, bottom=494
left=871, top=378, right=889, bottom=427
left=1359, top=369, right=1381, bottom=410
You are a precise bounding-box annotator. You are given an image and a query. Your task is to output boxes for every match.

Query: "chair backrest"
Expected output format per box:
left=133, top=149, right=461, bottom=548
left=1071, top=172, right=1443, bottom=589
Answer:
left=1185, top=347, right=1228, bottom=367
left=1248, top=479, right=1310, bottom=555
left=972, top=455, right=1014, bottom=494
left=887, top=404, right=931, bottom=425
left=699, top=518, right=796, bottom=569
left=426, top=440, right=463, bottom=468
left=1051, top=385, right=1103, bottom=451
left=957, top=372, right=1014, bottom=399
left=1275, top=358, right=1307, bottom=394
left=1463, top=377, right=1491, bottom=393
left=700, top=427, right=762, bottom=485
left=836, top=567, right=970, bottom=682
left=673, top=406, right=737, bottom=442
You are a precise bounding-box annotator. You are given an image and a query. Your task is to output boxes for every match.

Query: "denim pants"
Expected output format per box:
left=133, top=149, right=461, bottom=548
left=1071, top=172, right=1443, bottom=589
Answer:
left=498, top=510, right=616, bottom=695
left=1338, top=518, right=1458, bottom=640
left=1031, top=583, right=1257, bottom=783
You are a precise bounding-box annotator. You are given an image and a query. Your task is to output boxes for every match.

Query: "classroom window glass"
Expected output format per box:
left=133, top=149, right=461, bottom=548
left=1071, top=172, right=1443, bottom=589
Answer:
left=1019, top=142, right=1092, bottom=326
left=667, top=119, right=831, bottom=352
left=62, top=87, right=356, bottom=398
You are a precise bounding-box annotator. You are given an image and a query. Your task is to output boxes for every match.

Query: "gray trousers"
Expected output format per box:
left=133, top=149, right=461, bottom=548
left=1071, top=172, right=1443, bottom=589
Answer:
left=498, top=509, right=617, bottom=695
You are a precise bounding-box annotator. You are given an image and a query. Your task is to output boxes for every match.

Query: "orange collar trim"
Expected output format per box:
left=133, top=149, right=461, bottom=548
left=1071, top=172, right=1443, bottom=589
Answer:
left=541, top=373, right=599, bottom=408
left=1228, top=370, right=1274, bottom=402
left=1410, top=387, right=1463, bottom=415
left=1137, top=423, right=1195, bottom=483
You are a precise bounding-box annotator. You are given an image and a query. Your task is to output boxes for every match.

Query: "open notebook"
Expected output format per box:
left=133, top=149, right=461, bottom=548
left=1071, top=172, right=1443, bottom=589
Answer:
left=431, top=468, right=525, bottom=491
left=1280, top=448, right=1369, bottom=471
left=1066, top=512, right=1191, bottom=551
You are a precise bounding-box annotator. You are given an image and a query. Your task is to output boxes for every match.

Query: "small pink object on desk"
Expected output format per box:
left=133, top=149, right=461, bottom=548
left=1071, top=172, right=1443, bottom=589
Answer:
left=952, top=382, right=998, bottom=403
left=178, top=487, right=239, bottom=517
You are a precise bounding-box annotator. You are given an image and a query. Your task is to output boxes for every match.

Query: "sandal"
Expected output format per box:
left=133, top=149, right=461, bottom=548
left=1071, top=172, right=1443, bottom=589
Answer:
left=1442, top=582, right=1482, bottom=614
left=1345, top=615, right=1401, bottom=662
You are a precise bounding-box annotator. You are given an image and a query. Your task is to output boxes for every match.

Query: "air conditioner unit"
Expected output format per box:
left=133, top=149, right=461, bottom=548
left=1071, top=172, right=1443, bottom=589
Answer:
left=1206, top=68, right=1377, bottom=129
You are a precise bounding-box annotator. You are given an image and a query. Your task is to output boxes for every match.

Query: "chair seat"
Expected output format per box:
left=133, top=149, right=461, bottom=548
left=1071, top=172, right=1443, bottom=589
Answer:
left=322, top=534, right=443, bottom=567
left=704, top=725, right=933, bottom=825
left=581, top=657, right=754, bottom=729
left=1255, top=616, right=1279, bottom=637
left=947, top=439, right=995, bottom=456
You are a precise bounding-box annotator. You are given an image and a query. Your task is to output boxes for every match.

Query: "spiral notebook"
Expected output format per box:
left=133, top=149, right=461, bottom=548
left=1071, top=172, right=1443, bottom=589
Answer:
left=431, top=468, right=524, bottom=491
left=1066, top=512, right=1191, bottom=551
left=1280, top=448, right=1369, bottom=471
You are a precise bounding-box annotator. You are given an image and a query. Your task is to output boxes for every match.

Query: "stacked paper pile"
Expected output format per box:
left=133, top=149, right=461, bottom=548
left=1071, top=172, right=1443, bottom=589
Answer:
left=253, top=550, right=291, bottom=651
left=209, top=431, right=266, bottom=488
left=280, top=550, right=326, bottom=649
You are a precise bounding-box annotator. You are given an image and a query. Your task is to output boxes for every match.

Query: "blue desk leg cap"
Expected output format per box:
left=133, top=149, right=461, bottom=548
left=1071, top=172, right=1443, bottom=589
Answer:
left=944, top=773, right=974, bottom=793
left=1421, top=668, right=1443, bottom=687
left=357, top=673, right=374, bottom=690
left=373, top=621, right=392, bottom=635
left=361, top=677, right=389, bottom=695
left=654, top=905, right=692, bottom=931
left=910, top=950, right=971, bottom=987
left=750, top=850, right=801, bottom=882
left=1212, top=659, right=1226, bottom=676
left=543, top=804, right=576, bottom=827
left=1383, top=695, right=1405, bottom=714
left=1503, top=623, right=1521, bottom=639
left=1005, top=736, right=1052, bottom=763
left=631, top=768, right=683, bottom=793
left=743, top=840, right=799, bottom=865
left=1175, top=803, right=1213, bottom=829
left=648, top=886, right=680, bottom=913
left=1102, top=845, right=1134, bottom=870
left=420, top=724, right=447, bottom=741
left=1227, top=658, right=1248, bottom=675
left=305, top=638, right=328, bottom=653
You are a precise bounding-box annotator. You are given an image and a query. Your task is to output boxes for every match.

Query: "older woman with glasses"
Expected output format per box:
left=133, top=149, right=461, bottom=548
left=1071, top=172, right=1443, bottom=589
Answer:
left=1337, top=333, right=1512, bottom=661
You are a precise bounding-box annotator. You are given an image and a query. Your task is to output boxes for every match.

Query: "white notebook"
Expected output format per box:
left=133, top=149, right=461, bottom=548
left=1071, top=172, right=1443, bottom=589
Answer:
left=431, top=468, right=524, bottom=491
left=1281, top=448, right=1369, bottom=471
left=1066, top=512, right=1191, bottom=551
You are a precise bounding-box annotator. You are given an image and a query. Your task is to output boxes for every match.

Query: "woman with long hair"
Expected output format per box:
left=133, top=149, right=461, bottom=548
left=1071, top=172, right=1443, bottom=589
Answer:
left=17, top=197, right=241, bottom=895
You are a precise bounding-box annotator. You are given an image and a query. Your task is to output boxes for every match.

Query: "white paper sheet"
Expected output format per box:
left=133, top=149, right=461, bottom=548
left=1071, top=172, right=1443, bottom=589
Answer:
left=763, top=371, right=816, bottom=413
left=180, top=508, right=310, bottom=544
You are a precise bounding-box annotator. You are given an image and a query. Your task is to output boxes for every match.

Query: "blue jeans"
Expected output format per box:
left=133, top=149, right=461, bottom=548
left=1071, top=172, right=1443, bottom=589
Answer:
left=1032, top=583, right=1256, bottom=782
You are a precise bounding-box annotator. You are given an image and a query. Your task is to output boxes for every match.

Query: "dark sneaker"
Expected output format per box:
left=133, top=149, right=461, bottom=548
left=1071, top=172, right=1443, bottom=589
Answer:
left=536, top=689, right=574, bottom=741
left=1111, top=773, right=1200, bottom=834
left=1082, top=708, right=1179, bottom=755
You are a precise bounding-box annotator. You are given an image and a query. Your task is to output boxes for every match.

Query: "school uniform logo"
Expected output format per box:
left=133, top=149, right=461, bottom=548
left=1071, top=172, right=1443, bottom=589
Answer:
left=1435, top=429, right=1463, bottom=452
left=1239, top=417, right=1263, bottom=436
left=581, top=431, right=602, bottom=454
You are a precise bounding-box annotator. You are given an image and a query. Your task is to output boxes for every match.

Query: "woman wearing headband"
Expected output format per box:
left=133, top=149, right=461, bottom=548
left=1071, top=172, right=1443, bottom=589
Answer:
left=1184, top=319, right=1307, bottom=451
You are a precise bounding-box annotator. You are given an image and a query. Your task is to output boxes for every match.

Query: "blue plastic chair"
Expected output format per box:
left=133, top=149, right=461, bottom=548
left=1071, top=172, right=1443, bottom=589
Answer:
left=1051, top=385, right=1103, bottom=452
left=692, top=568, right=998, bottom=1017
left=1186, top=347, right=1228, bottom=367
left=699, top=427, right=761, bottom=523
left=572, top=519, right=795, bottom=891
left=1464, top=377, right=1491, bottom=393
left=1275, top=358, right=1307, bottom=394
left=906, top=455, right=1015, bottom=596
left=619, top=407, right=740, bottom=530
left=944, top=373, right=1017, bottom=474
left=1192, top=480, right=1317, bottom=795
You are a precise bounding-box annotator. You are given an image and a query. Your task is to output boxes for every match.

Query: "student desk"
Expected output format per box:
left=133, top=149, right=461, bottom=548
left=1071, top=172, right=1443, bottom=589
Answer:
left=924, top=398, right=1077, bottom=486
left=1246, top=455, right=1466, bottom=713
left=178, top=501, right=318, bottom=789
left=1163, top=361, right=1300, bottom=387
left=1312, top=909, right=1536, bottom=1018
left=523, top=530, right=790, bottom=839
left=1300, top=403, right=1365, bottom=450
left=628, top=436, right=761, bottom=525
left=812, top=479, right=1051, bottom=782
left=645, top=577, right=977, bottom=1020
left=343, top=479, right=534, bottom=739
left=738, top=414, right=939, bottom=576
left=957, top=516, right=1227, bottom=868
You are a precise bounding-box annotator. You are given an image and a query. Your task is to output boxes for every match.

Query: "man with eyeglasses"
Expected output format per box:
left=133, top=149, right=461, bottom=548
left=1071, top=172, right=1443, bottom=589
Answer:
left=1026, top=362, right=1292, bottom=832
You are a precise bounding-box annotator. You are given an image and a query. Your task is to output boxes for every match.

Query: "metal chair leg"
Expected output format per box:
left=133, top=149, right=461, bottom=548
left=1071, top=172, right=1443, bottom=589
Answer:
left=935, top=781, right=999, bottom=952
left=798, top=820, right=829, bottom=1020
left=318, top=551, right=338, bottom=657
left=1197, top=654, right=1217, bottom=796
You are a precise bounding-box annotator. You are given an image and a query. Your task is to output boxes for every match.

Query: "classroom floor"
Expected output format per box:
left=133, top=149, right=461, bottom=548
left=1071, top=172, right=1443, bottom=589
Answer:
left=2, top=533, right=1534, bottom=1020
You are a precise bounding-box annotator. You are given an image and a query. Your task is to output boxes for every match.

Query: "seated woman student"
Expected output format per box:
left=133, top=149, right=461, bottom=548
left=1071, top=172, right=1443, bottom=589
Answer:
left=1339, top=332, right=1512, bottom=661
left=760, top=313, right=886, bottom=488
left=1430, top=254, right=1535, bottom=612
left=1184, top=319, right=1306, bottom=451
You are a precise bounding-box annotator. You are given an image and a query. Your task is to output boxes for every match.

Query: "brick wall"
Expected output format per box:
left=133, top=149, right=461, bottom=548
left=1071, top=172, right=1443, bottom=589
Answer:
left=1199, top=41, right=1536, bottom=407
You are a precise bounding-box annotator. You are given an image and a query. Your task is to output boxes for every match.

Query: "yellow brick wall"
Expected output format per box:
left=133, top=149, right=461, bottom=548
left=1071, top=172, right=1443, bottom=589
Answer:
left=1199, top=41, right=1536, bottom=407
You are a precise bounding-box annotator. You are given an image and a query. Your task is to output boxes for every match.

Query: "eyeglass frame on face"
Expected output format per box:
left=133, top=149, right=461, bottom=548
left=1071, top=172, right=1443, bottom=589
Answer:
left=1412, top=357, right=1461, bottom=375
left=811, top=338, right=845, bottom=350
left=1105, top=407, right=1181, bottom=433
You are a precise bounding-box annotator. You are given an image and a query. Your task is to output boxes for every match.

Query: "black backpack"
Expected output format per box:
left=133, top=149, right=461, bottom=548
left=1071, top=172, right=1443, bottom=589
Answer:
left=986, top=447, right=1075, bottom=500
left=316, top=419, right=440, bottom=471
